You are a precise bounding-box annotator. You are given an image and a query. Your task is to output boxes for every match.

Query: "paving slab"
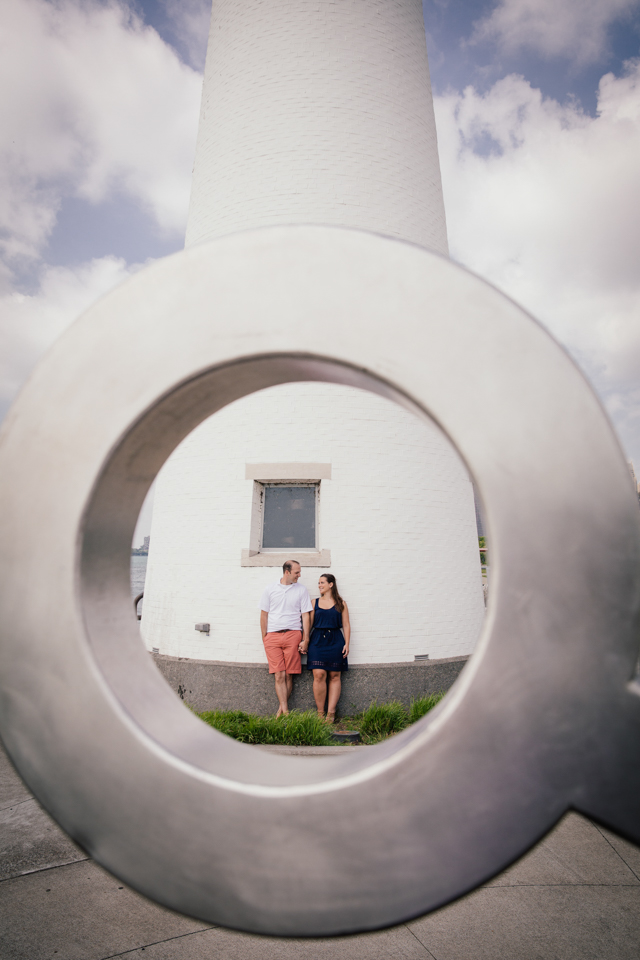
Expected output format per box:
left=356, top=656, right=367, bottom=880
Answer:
left=543, top=812, right=639, bottom=885
left=598, top=825, right=640, bottom=881
left=0, top=797, right=87, bottom=880
left=487, top=813, right=640, bottom=887
left=110, top=925, right=435, bottom=959
left=0, top=743, right=32, bottom=809
left=484, top=832, right=586, bottom=887
left=0, top=741, right=87, bottom=881
left=408, top=885, right=640, bottom=960
left=0, top=859, right=211, bottom=960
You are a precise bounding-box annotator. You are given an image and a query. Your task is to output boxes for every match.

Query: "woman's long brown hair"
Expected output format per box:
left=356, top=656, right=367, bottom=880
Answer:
left=321, top=574, right=344, bottom=613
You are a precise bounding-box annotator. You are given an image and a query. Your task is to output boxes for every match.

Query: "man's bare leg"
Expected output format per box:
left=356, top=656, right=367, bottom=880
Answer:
left=326, top=671, right=342, bottom=722
left=312, top=669, right=327, bottom=717
left=274, top=670, right=289, bottom=717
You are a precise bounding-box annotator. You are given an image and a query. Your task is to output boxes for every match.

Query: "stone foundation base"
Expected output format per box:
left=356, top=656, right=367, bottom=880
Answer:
left=151, top=653, right=470, bottom=716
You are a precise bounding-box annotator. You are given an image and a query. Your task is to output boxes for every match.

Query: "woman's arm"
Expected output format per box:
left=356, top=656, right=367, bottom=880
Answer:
left=342, top=602, right=350, bottom=657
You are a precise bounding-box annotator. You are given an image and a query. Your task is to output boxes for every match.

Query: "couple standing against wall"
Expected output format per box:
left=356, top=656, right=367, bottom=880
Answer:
left=260, top=561, right=351, bottom=720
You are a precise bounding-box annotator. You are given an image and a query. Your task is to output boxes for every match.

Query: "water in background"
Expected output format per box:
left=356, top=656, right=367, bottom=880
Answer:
left=131, top=555, right=148, bottom=600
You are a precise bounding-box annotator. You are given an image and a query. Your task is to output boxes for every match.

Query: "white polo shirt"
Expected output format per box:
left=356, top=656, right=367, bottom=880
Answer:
left=260, top=581, right=313, bottom=633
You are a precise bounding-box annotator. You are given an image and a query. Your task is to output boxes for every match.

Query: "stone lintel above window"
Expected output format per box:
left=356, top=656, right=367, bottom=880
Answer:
left=245, top=463, right=331, bottom=481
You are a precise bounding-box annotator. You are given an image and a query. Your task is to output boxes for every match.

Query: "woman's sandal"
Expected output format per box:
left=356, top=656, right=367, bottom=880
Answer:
left=326, top=713, right=336, bottom=724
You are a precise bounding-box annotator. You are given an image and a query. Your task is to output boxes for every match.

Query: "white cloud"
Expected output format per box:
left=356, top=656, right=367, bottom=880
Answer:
left=0, top=0, right=201, bottom=266
left=0, top=256, right=136, bottom=415
left=159, top=0, right=211, bottom=70
left=472, top=0, right=640, bottom=64
left=434, top=60, right=640, bottom=464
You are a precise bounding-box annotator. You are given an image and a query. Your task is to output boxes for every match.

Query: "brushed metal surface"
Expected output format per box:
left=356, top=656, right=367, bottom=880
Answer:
left=0, top=225, right=639, bottom=936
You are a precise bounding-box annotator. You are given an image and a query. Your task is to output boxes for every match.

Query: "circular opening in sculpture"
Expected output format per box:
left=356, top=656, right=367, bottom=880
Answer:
left=80, top=353, right=490, bottom=791
left=131, top=379, right=487, bottom=748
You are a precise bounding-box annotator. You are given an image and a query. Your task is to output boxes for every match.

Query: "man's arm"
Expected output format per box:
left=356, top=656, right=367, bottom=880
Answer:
left=260, top=610, right=269, bottom=639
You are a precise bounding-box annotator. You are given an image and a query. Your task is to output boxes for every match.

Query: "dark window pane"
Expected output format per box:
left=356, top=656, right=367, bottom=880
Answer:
left=262, top=485, right=316, bottom=549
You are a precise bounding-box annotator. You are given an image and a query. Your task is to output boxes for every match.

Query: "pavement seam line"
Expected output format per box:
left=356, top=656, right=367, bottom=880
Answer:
left=0, top=856, right=91, bottom=884
left=593, top=824, right=640, bottom=882
left=474, top=881, right=640, bottom=888
left=530, top=843, right=584, bottom=885
left=98, top=925, right=216, bottom=959
left=0, top=796, right=35, bottom=812
left=404, top=921, right=440, bottom=959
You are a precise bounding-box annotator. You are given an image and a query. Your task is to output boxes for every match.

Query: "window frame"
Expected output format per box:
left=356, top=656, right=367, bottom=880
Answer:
left=258, top=481, right=319, bottom=553
left=241, top=463, right=332, bottom=567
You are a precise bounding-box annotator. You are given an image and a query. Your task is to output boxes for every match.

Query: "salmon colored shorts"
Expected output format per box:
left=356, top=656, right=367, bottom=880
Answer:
left=263, top=630, right=302, bottom=674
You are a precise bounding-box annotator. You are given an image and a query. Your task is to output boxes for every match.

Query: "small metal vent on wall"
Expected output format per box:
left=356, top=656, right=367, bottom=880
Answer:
left=414, top=654, right=430, bottom=661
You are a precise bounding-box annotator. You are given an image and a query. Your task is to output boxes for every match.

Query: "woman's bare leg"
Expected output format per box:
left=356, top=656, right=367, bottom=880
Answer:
left=326, top=671, right=342, bottom=721
left=312, top=669, right=327, bottom=716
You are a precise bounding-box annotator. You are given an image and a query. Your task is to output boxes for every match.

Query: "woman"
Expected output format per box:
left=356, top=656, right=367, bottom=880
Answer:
left=299, top=574, right=350, bottom=722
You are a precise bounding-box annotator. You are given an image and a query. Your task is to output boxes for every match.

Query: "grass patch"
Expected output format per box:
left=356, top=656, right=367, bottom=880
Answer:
left=197, top=693, right=447, bottom=746
left=408, top=693, right=445, bottom=725
left=199, top=709, right=335, bottom=746
left=359, top=700, right=408, bottom=741
left=354, top=693, right=446, bottom=743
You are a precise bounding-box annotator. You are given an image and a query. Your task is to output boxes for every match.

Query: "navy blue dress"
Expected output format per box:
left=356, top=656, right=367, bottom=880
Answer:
left=306, top=599, right=348, bottom=672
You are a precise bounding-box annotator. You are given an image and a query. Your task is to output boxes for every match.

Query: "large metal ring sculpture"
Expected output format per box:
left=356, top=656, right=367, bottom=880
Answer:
left=0, top=226, right=639, bottom=936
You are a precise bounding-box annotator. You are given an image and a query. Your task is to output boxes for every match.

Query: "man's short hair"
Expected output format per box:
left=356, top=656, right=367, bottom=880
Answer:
left=282, top=560, right=300, bottom=573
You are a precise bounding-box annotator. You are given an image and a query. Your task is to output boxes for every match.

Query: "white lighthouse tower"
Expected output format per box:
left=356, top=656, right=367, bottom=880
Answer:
left=141, top=0, right=484, bottom=689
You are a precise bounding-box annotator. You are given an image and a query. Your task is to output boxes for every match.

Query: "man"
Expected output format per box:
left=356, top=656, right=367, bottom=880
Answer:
left=260, top=560, right=312, bottom=716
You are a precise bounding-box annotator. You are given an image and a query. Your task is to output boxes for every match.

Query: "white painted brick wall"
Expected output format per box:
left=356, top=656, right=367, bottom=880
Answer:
left=142, top=0, right=485, bottom=663
left=141, top=384, right=485, bottom=663
left=186, top=0, right=448, bottom=255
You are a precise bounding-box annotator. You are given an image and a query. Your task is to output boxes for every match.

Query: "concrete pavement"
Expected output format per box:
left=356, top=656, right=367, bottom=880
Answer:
left=2, top=743, right=640, bottom=959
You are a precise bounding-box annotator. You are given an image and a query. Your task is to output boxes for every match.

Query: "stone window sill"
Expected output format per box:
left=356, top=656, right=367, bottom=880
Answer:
left=240, top=549, right=331, bottom=567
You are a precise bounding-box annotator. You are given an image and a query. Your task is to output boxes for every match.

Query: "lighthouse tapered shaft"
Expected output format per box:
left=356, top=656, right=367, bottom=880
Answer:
left=186, top=0, right=448, bottom=254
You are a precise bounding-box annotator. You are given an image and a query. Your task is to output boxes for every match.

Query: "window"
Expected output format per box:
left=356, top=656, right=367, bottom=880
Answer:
left=241, top=463, right=331, bottom=567
left=262, top=484, right=317, bottom=550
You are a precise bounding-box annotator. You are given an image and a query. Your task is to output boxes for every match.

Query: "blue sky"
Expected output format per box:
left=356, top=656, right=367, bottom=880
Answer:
left=426, top=0, right=640, bottom=111
left=1, top=0, right=639, bottom=542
